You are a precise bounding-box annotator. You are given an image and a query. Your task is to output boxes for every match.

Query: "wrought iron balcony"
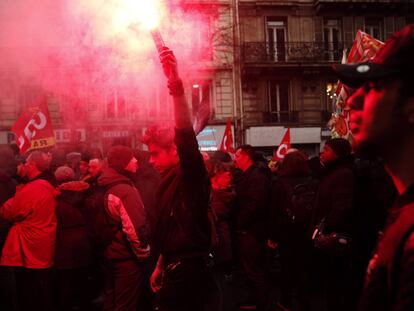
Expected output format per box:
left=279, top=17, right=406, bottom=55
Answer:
left=243, top=42, right=345, bottom=64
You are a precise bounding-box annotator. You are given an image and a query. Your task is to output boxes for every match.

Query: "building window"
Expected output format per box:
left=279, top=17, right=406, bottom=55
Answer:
left=193, top=15, right=213, bottom=61
left=106, top=91, right=126, bottom=119
left=266, top=18, right=287, bottom=61
left=191, top=81, right=211, bottom=118
left=324, top=19, right=342, bottom=61
left=268, top=81, right=290, bottom=122
left=365, top=18, right=383, bottom=40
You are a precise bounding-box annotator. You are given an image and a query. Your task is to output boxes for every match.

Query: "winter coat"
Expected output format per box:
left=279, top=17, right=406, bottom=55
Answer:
left=270, top=175, right=314, bottom=244
left=359, top=184, right=414, bottom=311
left=211, top=189, right=235, bottom=263
left=234, top=165, right=271, bottom=240
left=0, top=163, right=17, bottom=253
left=153, top=128, right=211, bottom=263
left=130, top=163, right=161, bottom=236
left=55, top=185, right=92, bottom=269
left=97, top=168, right=150, bottom=261
left=0, top=176, right=57, bottom=268
left=311, top=158, right=354, bottom=235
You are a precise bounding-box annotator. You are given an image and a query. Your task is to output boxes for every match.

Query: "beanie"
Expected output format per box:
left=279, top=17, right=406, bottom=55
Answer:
left=107, top=145, right=134, bottom=171
left=325, top=138, right=352, bottom=159
left=54, top=166, right=75, bottom=183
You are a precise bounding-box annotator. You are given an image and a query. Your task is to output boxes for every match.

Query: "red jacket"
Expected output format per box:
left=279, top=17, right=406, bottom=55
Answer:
left=0, top=178, right=57, bottom=268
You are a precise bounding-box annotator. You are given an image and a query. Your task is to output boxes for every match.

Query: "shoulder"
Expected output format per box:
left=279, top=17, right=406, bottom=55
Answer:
left=21, top=179, right=55, bottom=195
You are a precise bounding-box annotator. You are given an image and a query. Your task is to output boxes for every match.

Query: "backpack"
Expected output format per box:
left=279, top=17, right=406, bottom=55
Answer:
left=86, top=181, right=128, bottom=253
left=283, top=178, right=317, bottom=226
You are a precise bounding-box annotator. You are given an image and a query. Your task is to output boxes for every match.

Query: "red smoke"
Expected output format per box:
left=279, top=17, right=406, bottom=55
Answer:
left=0, top=0, right=215, bottom=124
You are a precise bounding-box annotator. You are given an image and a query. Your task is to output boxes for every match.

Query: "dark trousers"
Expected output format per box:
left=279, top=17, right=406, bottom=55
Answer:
left=236, top=233, right=271, bottom=311
left=55, top=267, right=90, bottom=311
left=278, top=235, right=312, bottom=311
left=15, top=267, right=54, bottom=311
left=103, top=259, right=147, bottom=311
left=158, top=257, right=213, bottom=311
left=315, top=252, right=353, bottom=311
left=0, top=266, right=17, bottom=311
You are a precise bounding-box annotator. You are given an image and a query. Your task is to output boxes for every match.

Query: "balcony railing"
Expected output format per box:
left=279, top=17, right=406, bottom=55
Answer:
left=243, top=42, right=345, bottom=64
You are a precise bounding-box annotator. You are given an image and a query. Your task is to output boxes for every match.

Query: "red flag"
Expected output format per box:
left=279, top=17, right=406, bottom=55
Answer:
left=219, top=118, right=235, bottom=154
left=12, top=97, right=56, bottom=154
left=336, top=31, right=384, bottom=98
left=273, top=128, right=291, bottom=161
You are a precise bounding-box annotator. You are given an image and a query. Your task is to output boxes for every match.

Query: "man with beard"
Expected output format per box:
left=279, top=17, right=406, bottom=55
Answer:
left=334, top=24, right=414, bottom=311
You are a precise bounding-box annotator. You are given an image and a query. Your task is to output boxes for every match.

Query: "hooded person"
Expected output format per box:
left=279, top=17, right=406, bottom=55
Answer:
left=54, top=166, right=92, bottom=311
left=310, top=138, right=355, bottom=311
left=97, top=145, right=151, bottom=311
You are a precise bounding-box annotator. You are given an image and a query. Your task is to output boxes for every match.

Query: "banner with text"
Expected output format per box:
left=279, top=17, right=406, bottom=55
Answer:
left=12, top=97, right=55, bottom=154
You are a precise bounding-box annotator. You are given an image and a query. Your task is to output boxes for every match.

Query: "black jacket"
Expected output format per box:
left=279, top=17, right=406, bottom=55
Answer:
left=98, top=168, right=150, bottom=261
left=359, top=184, right=414, bottom=311
left=153, top=128, right=211, bottom=263
left=55, top=187, right=91, bottom=269
left=234, top=164, right=271, bottom=240
left=211, top=188, right=235, bottom=263
left=311, top=157, right=354, bottom=235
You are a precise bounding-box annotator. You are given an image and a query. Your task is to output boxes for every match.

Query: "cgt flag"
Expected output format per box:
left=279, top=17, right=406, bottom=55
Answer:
left=12, top=97, right=56, bottom=154
left=273, top=128, right=291, bottom=161
left=219, top=118, right=235, bottom=154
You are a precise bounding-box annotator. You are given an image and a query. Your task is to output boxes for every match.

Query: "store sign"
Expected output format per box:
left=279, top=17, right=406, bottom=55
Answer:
left=54, top=129, right=86, bottom=143
left=102, top=130, right=130, bottom=138
left=246, top=126, right=321, bottom=146
left=197, top=125, right=229, bottom=151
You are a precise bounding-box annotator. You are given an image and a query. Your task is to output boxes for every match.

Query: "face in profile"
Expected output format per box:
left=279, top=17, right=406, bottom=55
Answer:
left=124, top=157, right=138, bottom=173
left=88, top=159, right=102, bottom=177
left=212, top=170, right=232, bottom=190
left=148, top=144, right=179, bottom=173
left=319, top=145, right=338, bottom=165
left=79, top=160, right=89, bottom=175
left=347, top=79, right=402, bottom=154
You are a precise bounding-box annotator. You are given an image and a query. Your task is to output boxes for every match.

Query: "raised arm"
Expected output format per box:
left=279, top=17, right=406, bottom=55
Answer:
left=159, top=48, right=192, bottom=130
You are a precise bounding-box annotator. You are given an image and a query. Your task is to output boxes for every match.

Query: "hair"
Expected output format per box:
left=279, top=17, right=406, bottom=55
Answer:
left=278, top=150, right=310, bottom=177
left=237, top=144, right=255, bottom=161
left=207, top=159, right=234, bottom=177
left=141, top=124, right=175, bottom=150
left=26, top=150, right=51, bottom=172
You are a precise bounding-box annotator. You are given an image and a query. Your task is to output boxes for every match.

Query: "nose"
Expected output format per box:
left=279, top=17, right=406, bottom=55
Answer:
left=346, top=87, right=365, bottom=111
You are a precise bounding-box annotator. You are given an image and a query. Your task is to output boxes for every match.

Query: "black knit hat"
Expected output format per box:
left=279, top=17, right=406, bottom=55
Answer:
left=107, top=145, right=134, bottom=171
left=325, top=138, right=352, bottom=158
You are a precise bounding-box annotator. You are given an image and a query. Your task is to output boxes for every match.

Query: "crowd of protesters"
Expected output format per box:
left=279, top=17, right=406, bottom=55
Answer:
left=1, top=24, right=414, bottom=311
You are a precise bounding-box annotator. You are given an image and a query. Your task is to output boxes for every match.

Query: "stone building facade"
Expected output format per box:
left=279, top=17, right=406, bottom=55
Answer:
left=1, top=0, right=414, bottom=155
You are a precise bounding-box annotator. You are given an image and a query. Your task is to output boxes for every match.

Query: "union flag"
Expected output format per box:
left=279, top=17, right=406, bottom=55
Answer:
left=12, top=97, right=55, bottom=154
left=272, top=128, right=291, bottom=161
left=219, top=118, right=235, bottom=154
